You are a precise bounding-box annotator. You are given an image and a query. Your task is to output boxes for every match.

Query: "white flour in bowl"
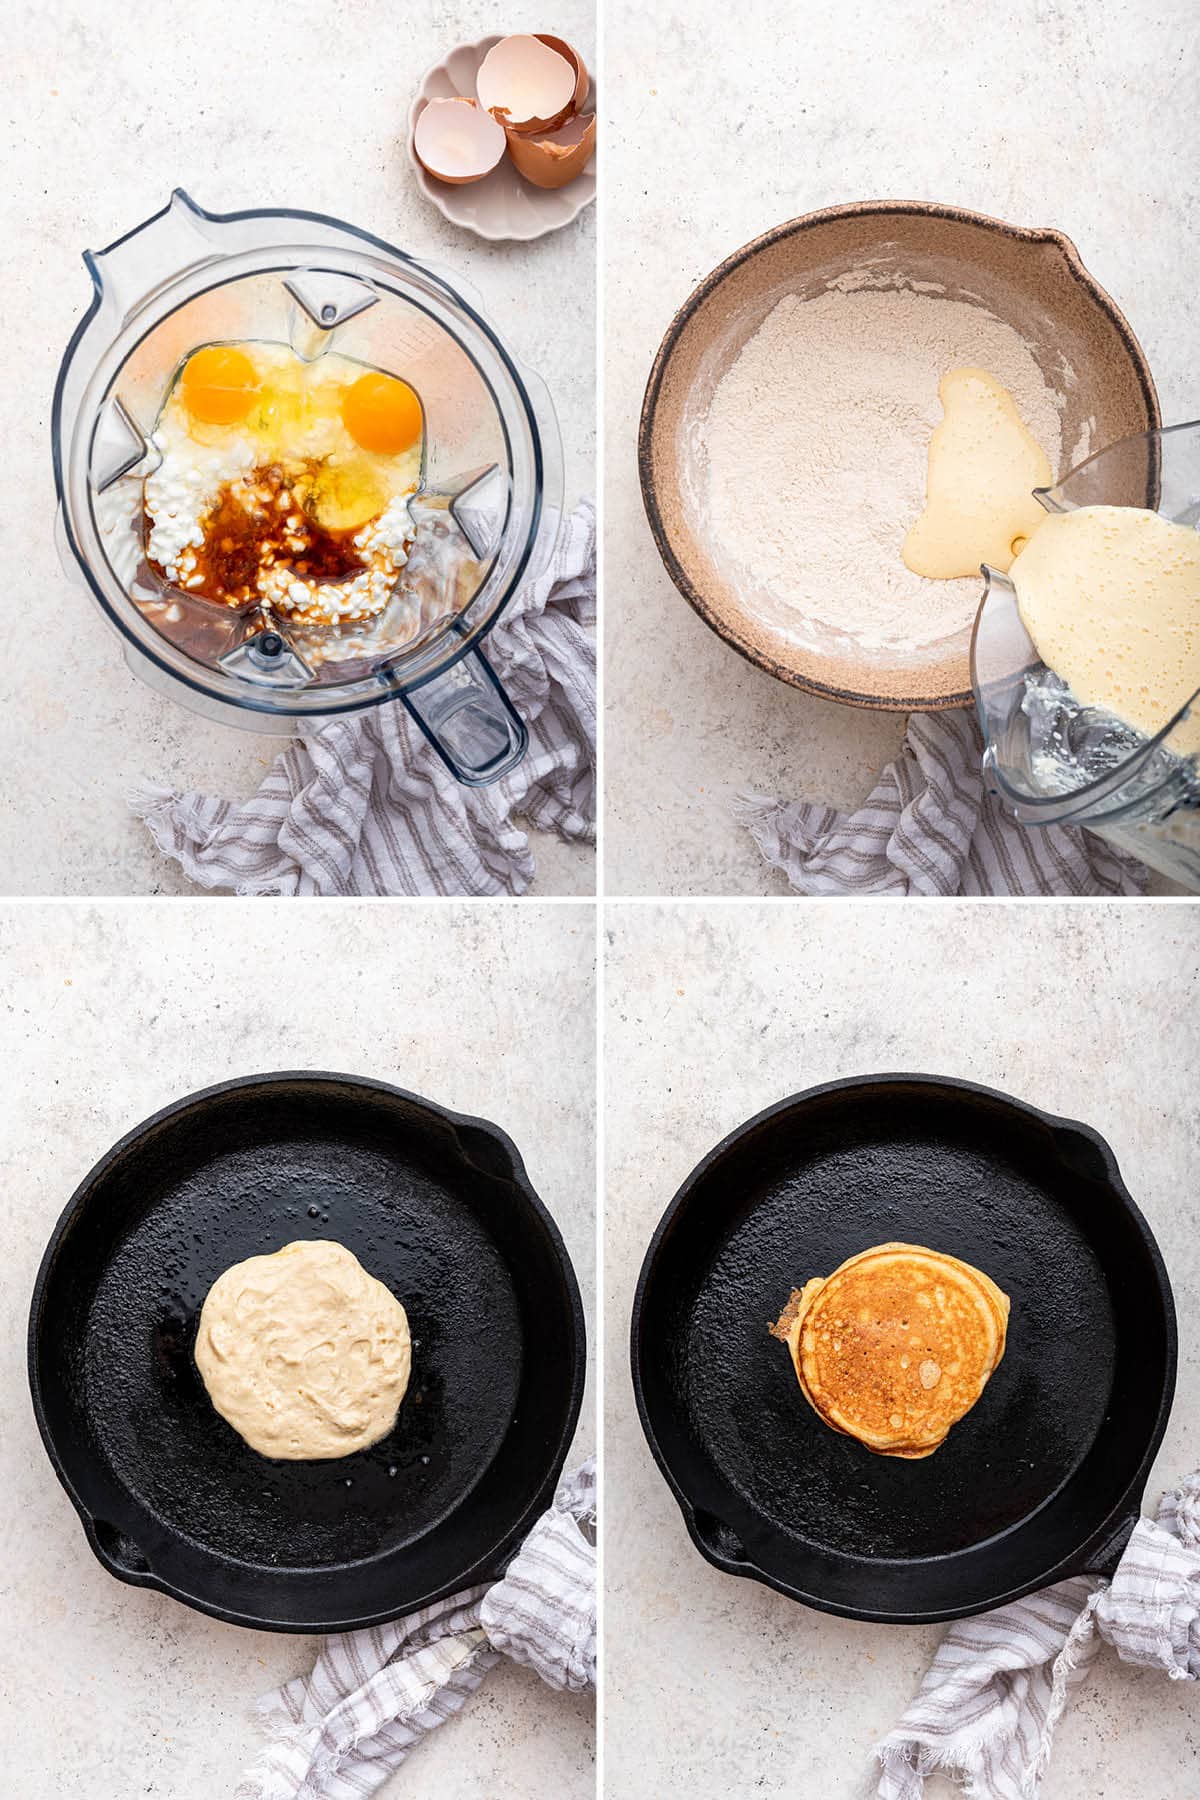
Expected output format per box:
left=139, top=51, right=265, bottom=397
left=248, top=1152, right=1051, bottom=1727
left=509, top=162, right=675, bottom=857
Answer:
left=700, top=285, right=1067, bottom=654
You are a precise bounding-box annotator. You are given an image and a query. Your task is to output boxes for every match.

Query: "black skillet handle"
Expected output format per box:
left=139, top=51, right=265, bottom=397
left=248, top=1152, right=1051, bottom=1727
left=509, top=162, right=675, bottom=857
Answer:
left=1077, top=1513, right=1138, bottom=1579
left=688, top=1506, right=749, bottom=1570
left=86, top=1517, right=153, bottom=1582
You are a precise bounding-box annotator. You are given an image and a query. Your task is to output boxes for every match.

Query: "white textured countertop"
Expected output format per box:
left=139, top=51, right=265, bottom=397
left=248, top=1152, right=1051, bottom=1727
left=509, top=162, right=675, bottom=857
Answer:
left=0, top=901, right=595, bottom=1798
left=2, top=0, right=594, bottom=896
left=605, top=900, right=1200, bottom=1796
left=603, top=0, right=1200, bottom=894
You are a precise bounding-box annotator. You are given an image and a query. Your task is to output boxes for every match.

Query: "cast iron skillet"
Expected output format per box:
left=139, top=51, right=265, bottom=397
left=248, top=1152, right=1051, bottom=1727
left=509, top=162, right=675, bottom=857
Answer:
left=29, top=1072, right=584, bottom=1633
left=632, top=1074, right=1175, bottom=1624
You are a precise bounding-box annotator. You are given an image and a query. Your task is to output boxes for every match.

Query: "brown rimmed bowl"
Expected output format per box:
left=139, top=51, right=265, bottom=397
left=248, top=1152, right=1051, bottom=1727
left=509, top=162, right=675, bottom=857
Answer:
left=638, top=200, right=1159, bottom=711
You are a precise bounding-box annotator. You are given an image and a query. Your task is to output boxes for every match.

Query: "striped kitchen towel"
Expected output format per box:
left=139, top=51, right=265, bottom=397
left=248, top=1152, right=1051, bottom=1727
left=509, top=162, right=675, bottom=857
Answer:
left=876, top=1471, right=1200, bottom=1800
left=236, top=1458, right=596, bottom=1800
left=130, top=503, right=595, bottom=897
left=736, top=709, right=1144, bottom=896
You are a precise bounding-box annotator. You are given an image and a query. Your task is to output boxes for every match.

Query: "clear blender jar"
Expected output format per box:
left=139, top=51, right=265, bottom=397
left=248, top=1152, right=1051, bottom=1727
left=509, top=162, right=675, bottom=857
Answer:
left=971, top=422, right=1200, bottom=889
left=52, top=190, right=564, bottom=785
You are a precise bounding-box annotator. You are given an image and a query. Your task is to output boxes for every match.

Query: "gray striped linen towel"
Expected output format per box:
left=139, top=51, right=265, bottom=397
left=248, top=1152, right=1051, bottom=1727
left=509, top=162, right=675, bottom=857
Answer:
left=736, top=709, right=1144, bottom=896
left=877, top=1471, right=1200, bottom=1800
left=236, top=1458, right=596, bottom=1800
left=130, top=503, right=595, bottom=897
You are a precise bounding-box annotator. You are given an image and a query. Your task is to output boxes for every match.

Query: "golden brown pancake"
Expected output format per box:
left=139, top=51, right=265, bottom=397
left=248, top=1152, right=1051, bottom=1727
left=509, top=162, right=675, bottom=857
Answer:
left=769, top=1243, right=1009, bottom=1458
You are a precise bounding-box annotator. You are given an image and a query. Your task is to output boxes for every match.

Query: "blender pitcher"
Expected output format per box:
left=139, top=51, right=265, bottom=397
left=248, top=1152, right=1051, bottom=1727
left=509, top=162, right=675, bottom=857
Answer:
left=971, top=422, right=1200, bottom=889
left=52, top=190, right=565, bottom=785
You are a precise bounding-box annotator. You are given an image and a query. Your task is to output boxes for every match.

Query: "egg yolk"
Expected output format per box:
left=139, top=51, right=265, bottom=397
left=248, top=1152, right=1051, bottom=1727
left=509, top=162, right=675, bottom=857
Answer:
left=181, top=345, right=260, bottom=426
left=341, top=372, right=422, bottom=456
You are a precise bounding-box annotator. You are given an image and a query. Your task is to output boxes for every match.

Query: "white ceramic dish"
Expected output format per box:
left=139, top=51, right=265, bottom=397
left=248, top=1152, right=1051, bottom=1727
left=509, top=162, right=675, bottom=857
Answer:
left=408, top=36, right=596, bottom=244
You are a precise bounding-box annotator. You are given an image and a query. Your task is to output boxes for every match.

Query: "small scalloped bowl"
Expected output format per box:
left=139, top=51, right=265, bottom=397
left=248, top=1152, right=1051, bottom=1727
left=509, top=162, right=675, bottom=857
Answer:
left=639, top=201, right=1159, bottom=711
left=408, top=36, right=596, bottom=244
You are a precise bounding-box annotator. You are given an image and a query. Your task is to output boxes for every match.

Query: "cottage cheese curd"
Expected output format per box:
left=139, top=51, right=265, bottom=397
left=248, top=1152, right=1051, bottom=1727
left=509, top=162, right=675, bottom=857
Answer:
left=143, top=340, right=423, bottom=627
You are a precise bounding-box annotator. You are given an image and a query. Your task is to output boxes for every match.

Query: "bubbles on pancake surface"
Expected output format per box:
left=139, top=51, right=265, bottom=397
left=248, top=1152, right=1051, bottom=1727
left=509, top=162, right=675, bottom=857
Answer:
left=769, top=1242, right=1009, bottom=1459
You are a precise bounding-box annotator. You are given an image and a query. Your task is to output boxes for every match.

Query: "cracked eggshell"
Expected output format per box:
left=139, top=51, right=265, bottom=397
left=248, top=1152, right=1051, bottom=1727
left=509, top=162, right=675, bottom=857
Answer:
left=475, top=33, right=577, bottom=135
left=413, top=96, right=507, bottom=185
left=407, top=35, right=596, bottom=240
left=505, top=112, right=596, bottom=190
left=533, top=34, right=590, bottom=113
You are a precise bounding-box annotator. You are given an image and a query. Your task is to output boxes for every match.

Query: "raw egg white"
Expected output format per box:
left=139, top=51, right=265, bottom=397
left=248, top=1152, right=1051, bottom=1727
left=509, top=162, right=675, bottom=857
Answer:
left=143, top=341, right=423, bottom=625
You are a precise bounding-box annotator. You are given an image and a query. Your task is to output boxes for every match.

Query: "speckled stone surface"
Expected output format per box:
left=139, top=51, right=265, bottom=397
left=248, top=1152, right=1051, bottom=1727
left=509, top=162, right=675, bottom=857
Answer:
left=0, top=901, right=595, bottom=1798
left=603, top=0, right=1200, bottom=895
left=2, top=0, right=594, bottom=896
left=605, top=900, right=1200, bottom=1797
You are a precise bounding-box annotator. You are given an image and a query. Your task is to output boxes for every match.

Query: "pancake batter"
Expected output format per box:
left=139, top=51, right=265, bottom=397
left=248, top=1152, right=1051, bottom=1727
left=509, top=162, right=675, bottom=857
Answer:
left=195, top=1239, right=411, bottom=1460
left=1011, top=504, right=1200, bottom=756
left=903, top=366, right=1052, bottom=578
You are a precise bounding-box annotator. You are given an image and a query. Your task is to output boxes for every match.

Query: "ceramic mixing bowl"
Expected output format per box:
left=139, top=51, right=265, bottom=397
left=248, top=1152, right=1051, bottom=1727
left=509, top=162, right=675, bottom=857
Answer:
left=639, top=200, right=1159, bottom=710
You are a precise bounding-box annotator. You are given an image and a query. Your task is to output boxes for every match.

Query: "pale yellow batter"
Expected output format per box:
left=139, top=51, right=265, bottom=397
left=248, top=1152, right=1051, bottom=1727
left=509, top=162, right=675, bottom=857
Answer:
left=1012, top=505, right=1200, bottom=755
left=903, top=367, right=1053, bottom=579
left=195, top=1239, right=411, bottom=1461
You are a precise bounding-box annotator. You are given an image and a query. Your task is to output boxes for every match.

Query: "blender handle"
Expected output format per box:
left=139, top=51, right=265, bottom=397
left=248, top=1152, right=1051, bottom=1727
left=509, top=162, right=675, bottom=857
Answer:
left=401, top=646, right=528, bottom=786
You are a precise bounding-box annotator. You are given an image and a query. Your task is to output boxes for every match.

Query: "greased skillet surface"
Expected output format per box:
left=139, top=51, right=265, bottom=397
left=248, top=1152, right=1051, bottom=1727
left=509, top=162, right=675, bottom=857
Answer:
left=633, top=1075, right=1175, bottom=1622
left=88, top=1122, right=520, bottom=1565
left=30, top=1072, right=585, bottom=1631
left=687, top=1125, right=1112, bottom=1559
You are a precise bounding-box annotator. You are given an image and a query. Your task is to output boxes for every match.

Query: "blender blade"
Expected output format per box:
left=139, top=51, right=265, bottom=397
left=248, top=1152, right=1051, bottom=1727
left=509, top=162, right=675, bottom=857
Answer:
left=219, top=622, right=315, bottom=690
